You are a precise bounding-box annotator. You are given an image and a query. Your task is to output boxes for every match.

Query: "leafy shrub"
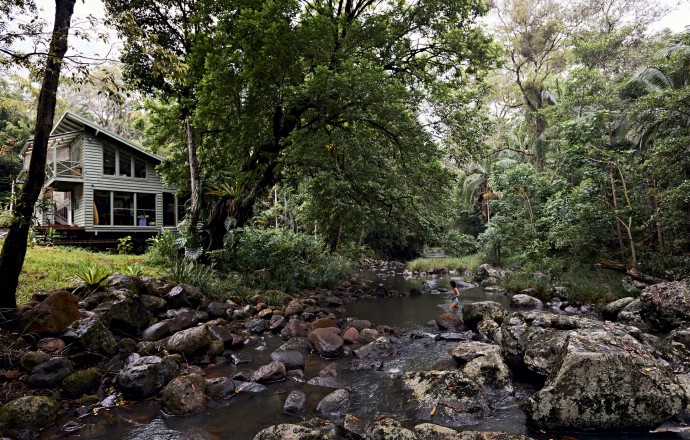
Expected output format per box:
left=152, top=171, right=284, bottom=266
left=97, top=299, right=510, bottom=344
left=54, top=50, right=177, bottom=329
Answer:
left=438, top=230, right=478, bottom=257
left=168, top=259, right=213, bottom=288
left=117, top=236, right=133, bottom=254
left=0, top=209, right=13, bottom=227
left=146, top=230, right=183, bottom=265
left=223, top=227, right=353, bottom=292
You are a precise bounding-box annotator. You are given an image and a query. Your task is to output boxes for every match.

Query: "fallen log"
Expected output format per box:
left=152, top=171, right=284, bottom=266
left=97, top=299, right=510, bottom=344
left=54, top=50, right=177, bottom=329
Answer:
left=594, top=260, right=666, bottom=285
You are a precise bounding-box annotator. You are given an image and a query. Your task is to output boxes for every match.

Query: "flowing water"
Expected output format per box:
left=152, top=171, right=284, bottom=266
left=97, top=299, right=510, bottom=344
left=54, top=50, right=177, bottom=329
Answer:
left=42, top=271, right=685, bottom=440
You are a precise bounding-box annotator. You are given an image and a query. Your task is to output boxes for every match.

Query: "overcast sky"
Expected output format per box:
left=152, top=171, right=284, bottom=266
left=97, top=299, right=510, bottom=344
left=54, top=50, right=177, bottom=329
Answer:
left=27, top=0, right=690, bottom=64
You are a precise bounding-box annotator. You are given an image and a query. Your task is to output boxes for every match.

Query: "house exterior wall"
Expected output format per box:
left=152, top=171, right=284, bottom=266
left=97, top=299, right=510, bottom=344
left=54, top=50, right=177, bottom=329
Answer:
left=80, top=130, right=170, bottom=233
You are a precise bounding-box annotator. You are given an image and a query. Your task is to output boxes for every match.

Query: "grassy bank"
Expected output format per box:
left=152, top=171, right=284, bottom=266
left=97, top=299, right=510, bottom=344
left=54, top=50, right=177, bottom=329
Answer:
left=407, top=254, right=482, bottom=273
left=18, top=247, right=162, bottom=304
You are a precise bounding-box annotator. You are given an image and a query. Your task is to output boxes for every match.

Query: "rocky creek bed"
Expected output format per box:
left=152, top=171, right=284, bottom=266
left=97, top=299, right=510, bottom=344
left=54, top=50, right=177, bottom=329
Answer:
left=2, top=263, right=690, bottom=439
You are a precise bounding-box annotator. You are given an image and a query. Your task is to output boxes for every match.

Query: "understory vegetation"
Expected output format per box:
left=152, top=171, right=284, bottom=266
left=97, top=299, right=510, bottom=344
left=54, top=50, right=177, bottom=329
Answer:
left=2, top=0, right=689, bottom=309
left=17, top=247, right=158, bottom=304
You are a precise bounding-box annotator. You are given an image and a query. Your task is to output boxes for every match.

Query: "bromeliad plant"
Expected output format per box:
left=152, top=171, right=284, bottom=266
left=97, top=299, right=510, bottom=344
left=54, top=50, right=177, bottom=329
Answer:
left=72, top=265, right=112, bottom=296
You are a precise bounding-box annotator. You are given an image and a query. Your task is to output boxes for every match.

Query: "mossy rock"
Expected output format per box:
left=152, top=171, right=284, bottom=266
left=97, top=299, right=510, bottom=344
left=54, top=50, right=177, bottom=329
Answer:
left=61, top=368, right=102, bottom=398
left=0, top=395, right=58, bottom=434
left=20, top=351, right=51, bottom=372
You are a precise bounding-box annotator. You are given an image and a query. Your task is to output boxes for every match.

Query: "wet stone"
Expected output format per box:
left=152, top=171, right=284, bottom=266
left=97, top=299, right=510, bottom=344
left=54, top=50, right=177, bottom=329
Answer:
left=283, top=390, right=307, bottom=414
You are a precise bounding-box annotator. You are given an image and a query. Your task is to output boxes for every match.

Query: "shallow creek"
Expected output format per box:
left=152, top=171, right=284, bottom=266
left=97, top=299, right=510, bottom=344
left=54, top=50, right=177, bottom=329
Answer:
left=41, top=271, right=684, bottom=440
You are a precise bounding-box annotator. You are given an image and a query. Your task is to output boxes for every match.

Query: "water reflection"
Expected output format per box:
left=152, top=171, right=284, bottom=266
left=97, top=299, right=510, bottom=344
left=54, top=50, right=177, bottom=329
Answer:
left=42, top=270, right=684, bottom=440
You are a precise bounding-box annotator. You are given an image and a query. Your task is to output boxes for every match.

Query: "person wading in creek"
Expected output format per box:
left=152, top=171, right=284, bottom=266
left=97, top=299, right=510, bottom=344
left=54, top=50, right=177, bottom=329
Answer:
left=449, top=280, right=461, bottom=310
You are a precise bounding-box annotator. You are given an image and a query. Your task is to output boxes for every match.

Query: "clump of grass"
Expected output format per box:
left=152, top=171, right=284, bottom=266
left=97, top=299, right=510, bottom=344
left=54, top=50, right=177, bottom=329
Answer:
left=558, top=266, right=628, bottom=305
left=265, top=290, right=288, bottom=307
left=408, top=254, right=483, bottom=273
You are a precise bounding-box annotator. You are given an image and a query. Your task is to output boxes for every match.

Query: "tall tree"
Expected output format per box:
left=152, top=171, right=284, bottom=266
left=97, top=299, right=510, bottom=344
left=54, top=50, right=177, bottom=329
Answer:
left=186, top=0, right=500, bottom=251
left=0, top=0, right=77, bottom=321
left=105, top=0, right=214, bottom=236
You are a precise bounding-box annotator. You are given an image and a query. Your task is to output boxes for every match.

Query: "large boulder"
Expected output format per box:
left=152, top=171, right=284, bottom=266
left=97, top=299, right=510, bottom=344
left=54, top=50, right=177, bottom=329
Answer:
left=252, top=424, right=321, bottom=440
left=450, top=341, right=513, bottom=393
left=270, top=349, right=304, bottom=371
left=63, top=316, right=117, bottom=355
left=283, top=390, right=307, bottom=414
left=251, top=361, right=287, bottom=383
left=401, top=370, right=489, bottom=427
left=308, top=328, right=344, bottom=358
left=462, top=301, right=508, bottom=330
left=0, top=396, right=58, bottom=434
left=353, top=337, right=396, bottom=359
left=522, top=329, right=569, bottom=378
left=161, top=374, right=207, bottom=415
left=19, top=291, right=80, bottom=335
left=316, top=388, right=351, bottom=416
left=523, top=330, right=684, bottom=431
left=510, top=294, right=543, bottom=309
left=602, top=296, right=636, bottom=321
left=434, top=313, right=462, bottom=331
left=117, top=355, right=180, bottom=399
left=281, top=320, right=307, bottom=338
left=108, top=274, right=145, bottom=295
left=414, top=425, right=534, bottom=440
left=165, top=283, right=203, bottom=308
left=61, top=367, right=101, bottom=397
left=28, top=356, right=74, bottom=388
left=474, top=264, right=510, bottom=282
left=367, top=418, right=417, bottom=440
left=167, top=325, right=213, bottom=357
left=101, top=297, right=152, bottom=337
left=205, top=377, right=235, bottom=400
left=640, top=279, right=690, bottom=331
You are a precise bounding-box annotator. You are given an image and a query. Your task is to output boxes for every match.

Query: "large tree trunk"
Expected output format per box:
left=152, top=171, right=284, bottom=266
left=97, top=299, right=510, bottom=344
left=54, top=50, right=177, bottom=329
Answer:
left=186, top=118, right=201, bottom=235
left=0, top=0, right=76, bottom=324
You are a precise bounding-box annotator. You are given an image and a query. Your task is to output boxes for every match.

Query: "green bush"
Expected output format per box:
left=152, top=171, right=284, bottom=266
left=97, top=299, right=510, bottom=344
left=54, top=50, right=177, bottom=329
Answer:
left=117, top=236, right=133, bottom=254
left=223, top=227, right=353, bottom=292
left=146, top=230, right=183, bottom=265
left=438, top=230, right=478, bottom=257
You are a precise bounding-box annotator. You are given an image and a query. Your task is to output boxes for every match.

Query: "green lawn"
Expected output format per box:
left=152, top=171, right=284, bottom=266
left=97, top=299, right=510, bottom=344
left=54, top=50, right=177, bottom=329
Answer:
left=17, top=246, right=161, bottom=304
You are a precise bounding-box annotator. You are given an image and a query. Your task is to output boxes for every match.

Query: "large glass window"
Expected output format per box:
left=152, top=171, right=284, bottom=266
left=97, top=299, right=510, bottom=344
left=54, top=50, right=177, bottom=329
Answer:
left=119, top=151, right=132, bottom=177
left=93, top=191, right=111, bottom=225
left=134, top=158, right=147, bottom=178
left=113, top=192, right=134, bottom=225
left=137, top=193, right=156, bottom=226
left=163, top=192, right=176, bottom=226
left=103, top=146, right=116, bottom=175
left=177, top=196, right=188, bottom=223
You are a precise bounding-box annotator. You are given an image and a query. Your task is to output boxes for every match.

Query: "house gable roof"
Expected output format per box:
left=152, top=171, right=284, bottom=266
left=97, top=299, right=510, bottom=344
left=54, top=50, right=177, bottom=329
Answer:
left=53, top=112, right=164, bottom=163
left=22, top=111, right=163, bottom=163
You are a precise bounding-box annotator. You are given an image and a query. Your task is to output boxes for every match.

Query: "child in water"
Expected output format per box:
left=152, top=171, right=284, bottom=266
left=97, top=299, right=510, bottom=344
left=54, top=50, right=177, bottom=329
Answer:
left=449, top=280, right=461, bottom=309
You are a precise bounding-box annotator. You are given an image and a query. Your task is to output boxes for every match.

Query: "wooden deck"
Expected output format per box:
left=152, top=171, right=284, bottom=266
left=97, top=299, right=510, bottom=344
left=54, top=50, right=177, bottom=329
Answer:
left=35, top=224, right=86, bottom=231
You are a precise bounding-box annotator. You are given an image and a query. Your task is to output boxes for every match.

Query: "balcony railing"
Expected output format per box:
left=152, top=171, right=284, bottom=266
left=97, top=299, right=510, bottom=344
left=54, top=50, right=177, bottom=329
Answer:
left=45, top=160, right=83, bottom=180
